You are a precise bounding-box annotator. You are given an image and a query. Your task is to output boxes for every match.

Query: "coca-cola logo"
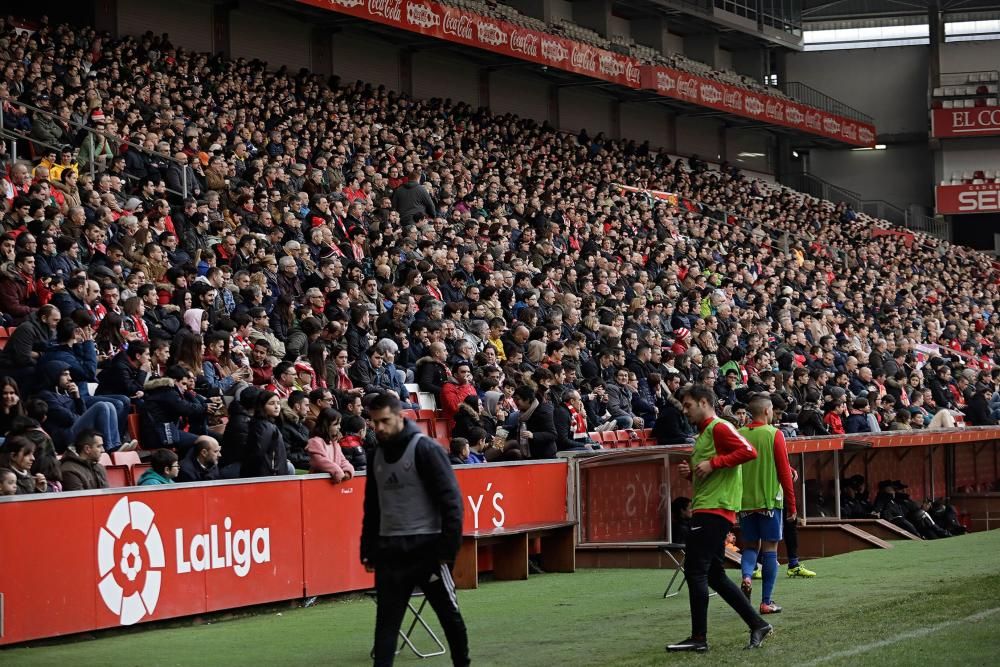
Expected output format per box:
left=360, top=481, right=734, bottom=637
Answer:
left=330, top=0, right=364, bottom=7
left=765, top=100, right=783, bottom=120
left=858, top=126, right=874, bottom=144
left=842, top=123, right=857, bottom=140
left=625, top=60, right=640, bottom=85
left=599, top=53, right=625, bottom=77
left=510, top=29, right=538, bottom=57
left=406, top=1, right=439, bottom=28
left=541, top=38, right=568, bottom=63
left=677, top=77, right=698, bottom=100
left=745, top=96, right=764, bottom=115
left=822, top=117, right=841, bottom=134
left=571, top=45, right=597, bottom=72
left=700, top=83, right=722, bottom=104
left=804, top=110, right=822, bottom=130
left=656, top=71, right=676, bottom=93
left=723, top=89, right=742, bottom=111
left=443, top=9, right=473, bottom=40
left=476, top=19, right=507, bottom=46
left=368, top=0, right=401, bottom=20
left=785, top=106, right=804, bottom=124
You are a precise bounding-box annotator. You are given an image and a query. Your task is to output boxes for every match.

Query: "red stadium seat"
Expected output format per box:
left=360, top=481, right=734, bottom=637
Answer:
left=130, top=463, right=152, bottom=484
left=104, top=465, right=131, bottom=488
left=111, top=451, right=141, bottom=467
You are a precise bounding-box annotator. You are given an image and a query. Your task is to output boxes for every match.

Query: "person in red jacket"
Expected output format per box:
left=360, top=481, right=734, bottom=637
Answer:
left=440, top=362, right=477, bottom=422
left=822, top=399, right=846, bottom=435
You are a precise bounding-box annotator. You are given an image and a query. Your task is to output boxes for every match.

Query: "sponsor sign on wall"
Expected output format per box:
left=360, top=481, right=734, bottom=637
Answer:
left=936, top=183, right=1000, bottom=214
left=931, top=108, right=1000, bottom=138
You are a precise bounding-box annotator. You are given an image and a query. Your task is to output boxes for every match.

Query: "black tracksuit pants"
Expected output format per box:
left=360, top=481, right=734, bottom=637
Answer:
left=372, top=546, right=469, bottom=666
left=683, top=512, right=766, bottom=639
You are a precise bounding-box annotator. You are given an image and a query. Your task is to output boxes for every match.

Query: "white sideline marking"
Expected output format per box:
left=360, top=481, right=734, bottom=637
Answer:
left=800, top=607, right=1000, bottom=666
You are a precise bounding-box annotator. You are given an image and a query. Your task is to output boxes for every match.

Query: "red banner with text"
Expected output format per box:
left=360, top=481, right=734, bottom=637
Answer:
left=295, top=0, right=874, bottom=146
left=0, top=462, right=568, bottom=646
left=936, top=183, right=1000, bottom=215
left=931, top=107, right=1000, bottom=138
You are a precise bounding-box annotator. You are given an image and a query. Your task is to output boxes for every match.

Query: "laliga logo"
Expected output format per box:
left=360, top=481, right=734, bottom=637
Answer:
left=476, top=20, right=508, bottom=47
left=541, top=38, right=568, bottom=63
left=98, top=497, right=165, bottom=626
left=406, top=1, right=439, bottom=28
left=97, top=496, right=272, bottom=626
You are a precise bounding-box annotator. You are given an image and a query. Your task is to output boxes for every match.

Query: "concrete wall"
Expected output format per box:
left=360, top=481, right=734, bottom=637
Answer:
left=230, top=2, right=311, bottom=71
left=784, top=45, right=929, bottom=136
left=940, top=41, right=1000, bottom=73
left=490, top=71, right=551, bottom=123
left=332, top=32, right=401, bottom=91
left=676, top=116, right=723, bottom=160
left=558, top=88, right=615, bottom=136
left=621, top=102, right=672, bottom=149
left=809, top=145, right=934, bottom=209
left=412, top=52, right=480, bottom=105
left=117, top=0, right=213, bottom=53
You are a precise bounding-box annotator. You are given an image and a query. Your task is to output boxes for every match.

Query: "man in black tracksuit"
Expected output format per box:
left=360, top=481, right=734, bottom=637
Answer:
left=361, top=393, right=469, bottom=667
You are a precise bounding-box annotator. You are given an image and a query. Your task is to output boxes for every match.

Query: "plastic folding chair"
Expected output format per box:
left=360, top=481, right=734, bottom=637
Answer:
left=366, top=590, right=446, bottom=659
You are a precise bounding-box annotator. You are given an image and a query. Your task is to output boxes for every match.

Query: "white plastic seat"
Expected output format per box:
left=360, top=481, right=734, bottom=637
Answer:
left=962, top=171, right=973, bottom=181
left=985, top=170, right=996, bottom=180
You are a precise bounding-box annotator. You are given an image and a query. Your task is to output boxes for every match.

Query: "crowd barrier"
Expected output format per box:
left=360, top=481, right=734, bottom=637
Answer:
left=0, top=460, right=569, bottom=646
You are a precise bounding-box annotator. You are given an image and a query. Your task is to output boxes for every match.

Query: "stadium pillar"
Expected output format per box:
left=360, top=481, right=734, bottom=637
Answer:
left=572, top=0, right=613, bottom=38
left=548, top=85, right=560, bottom=127
left=479, top=68, right=491, bottom=109
left=631, top=17, right=670, bottom=57
left=311, top=28, right=332, bottom=77
left=399, top=50, right=413, bottom=97
left=212, top=4, right=232, bottom=59
left=684, top=33, right=720, bottom=69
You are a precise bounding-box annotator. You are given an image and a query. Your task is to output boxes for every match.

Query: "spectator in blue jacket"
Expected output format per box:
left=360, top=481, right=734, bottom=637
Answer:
left=36, top=361, right=137, bottom=452
left=844, top=397, right=873, bottom=434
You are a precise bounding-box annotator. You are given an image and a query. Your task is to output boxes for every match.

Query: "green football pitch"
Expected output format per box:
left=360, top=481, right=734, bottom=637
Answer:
left=6, top=530, right=1000, bottom=666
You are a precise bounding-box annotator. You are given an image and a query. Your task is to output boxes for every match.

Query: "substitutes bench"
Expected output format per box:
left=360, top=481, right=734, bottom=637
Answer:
left=452, top=521, right=577, bottom=589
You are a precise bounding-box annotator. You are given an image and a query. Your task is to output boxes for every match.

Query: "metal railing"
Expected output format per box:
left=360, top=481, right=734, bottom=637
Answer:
left=0, top=100, right=189, bottom=198
left=781, top=81, right=873, bottom=125
left=782, top=172, right=950, bottom=241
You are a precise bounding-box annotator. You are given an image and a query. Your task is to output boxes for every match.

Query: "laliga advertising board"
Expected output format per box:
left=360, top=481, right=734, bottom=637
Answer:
left=0, top=480, right=304, bottom=644
left=0, top=462, right=569, bottom=645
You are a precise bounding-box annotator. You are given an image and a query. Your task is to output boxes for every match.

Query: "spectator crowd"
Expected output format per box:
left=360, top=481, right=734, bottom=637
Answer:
left=0, top=16, right=999, bottom=504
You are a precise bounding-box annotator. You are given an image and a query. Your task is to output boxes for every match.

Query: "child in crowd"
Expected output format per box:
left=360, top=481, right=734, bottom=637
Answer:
left=0, top=468, right=17, bottom=496
left=339, top=414, right=368, bottom=471
left=465, top=427, right=488, bottom=463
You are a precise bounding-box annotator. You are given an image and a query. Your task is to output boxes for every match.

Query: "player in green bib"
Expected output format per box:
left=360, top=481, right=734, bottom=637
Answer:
left=737, top=395, right=797, bottom=615
left=667, top=384, right=774, bottom=654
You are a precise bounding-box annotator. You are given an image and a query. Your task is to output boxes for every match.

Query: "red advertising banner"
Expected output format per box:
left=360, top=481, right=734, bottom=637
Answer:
left=294, top=0, right=875, bottom=147
left=931, top=107, right=1000, bottom=138
left=936, top=183, right=1000, bottom=214
left=870, top=227, right=915, bottom=248
left=0, top=461, right=569, bottom=645
left=640, top=66, right=875, bottom=146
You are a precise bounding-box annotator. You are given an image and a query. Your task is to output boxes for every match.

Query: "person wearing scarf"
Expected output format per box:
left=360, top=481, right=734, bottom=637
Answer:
left=512, top=385, right=558, bottom=459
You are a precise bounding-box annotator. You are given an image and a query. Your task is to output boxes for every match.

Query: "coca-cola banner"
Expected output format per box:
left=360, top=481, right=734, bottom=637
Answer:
left=640, top=66, right=874, bottom=146
left=296, top=0, right=875, bottom=146
left=936, top=183, right=1000, bottom=215
left=932, top=108, right=1000, bottom=138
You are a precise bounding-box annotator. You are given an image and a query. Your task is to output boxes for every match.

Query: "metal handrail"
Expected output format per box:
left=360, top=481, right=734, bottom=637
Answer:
left=780, top=81, right=873, bottom=125
left=1, top=100, right=189, bottom=198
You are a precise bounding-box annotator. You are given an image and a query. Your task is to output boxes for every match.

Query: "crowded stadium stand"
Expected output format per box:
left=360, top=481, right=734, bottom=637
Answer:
left=1, top=0, right=1000, bottom=648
